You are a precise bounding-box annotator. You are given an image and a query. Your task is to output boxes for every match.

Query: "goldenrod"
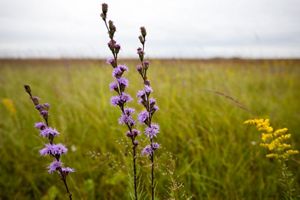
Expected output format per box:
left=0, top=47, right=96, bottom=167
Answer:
left=244, top=118, right=298, bottom=160
left=2, top=98, right=16, bottom=115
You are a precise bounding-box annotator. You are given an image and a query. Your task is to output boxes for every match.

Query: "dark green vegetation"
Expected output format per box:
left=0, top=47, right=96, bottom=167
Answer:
left=0, top=59, right=299, bottom=199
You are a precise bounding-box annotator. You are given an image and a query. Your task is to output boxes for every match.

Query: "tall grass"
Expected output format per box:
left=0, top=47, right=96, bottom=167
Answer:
left=0, top=59, right=299, bottom=199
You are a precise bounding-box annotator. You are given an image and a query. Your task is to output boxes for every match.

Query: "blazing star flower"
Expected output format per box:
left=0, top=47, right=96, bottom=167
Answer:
left=117, top=77, right=129, bottom=87
left=48, top=160, right=62, bottom=174
left=40, top=143, right=67, bottom=156
left=119, top=93, right=132, bottom=103
left=101, top=6, right=140, bottom=199
left=109, top=82, right=119, bottom=91
left=61, top=167, right=75, bottom=174
left=112, top=65, right=128, bottom=78
left=40, top=127, right=59, bottom=138
left=138, top=110, right=149, bottom=123
left=106, top=57, right=115, bottom=65
left=137, top=90, right=146, bottom=98
left=142, top=145, right=153, bottom=156
left=144, top=85, right=153, bottom=94
left=152, top=142, right=160, bottom=150
left=145, top=124, right=159, bottom=138
left=35, top=122, right=47, bottom=130
left=111, top=96, right=121, bottom=106
left=24, top=84, right=74, bottom=199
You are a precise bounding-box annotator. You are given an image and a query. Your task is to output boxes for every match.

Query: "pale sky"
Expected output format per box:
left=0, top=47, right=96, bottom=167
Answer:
left=0, top=0, right=299, bottom=58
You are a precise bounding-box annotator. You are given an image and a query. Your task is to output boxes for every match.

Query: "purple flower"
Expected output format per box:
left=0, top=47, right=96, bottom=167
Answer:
left=145, top=124, right=159, bottom=138
left=40, top=143, right=67, bottom=156
left=109, top=81, right=119, bottom=91
left=138, top=111, right=149, bottom=123
left=120, top=93, right=132, bottom=103
left=136, top=64, right=143, bottom=72
left=118, top=64, right=128, bottom=72
left=110, top=93, right=133, bottom=106
left=40, top=110, right=48, bottom=118
left=143, top=61, right=150, bottom=68
left=137, top=90, right=146, bottom=98
left=127, top=129, right=140, bottom=138
left=124, top=108, right=135, bottom=115
left=112, top=64, right=128, bottom=78
left=51, top=144, right=68, bottom=156
left=144, top=85, right=153, bottom=94
left=40, top=127, right=59, bottom=137
left=48, top=160, right=62, bottom=173
left=117, top=77, right=129, bottom=87
left=119, top=114, right=135, bottom=126
left=142, top=145, right=152, bottom=156
left=152, top=142, right=160, bottom=150
left=149, top=98, right=156, bottom=105
left=119, top=108, right=135, bottom=125
left=43, top=103, right=50, bottom=109
left=35, top=104, right=43, bottom=111
left=61, top=167, right=75, bottom=174
left=35, top=122, right=47, bottom=130
left=106, top=57, right=115, bottom=65
left=111, top=96, right=121, bottom=106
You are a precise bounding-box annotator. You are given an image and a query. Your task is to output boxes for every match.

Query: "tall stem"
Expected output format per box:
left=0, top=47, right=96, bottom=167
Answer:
left=132, top=142, right=138, bottom=200
left=151, top=152, right=154, bottom=200
left=62, top=177, right=72, bottom=200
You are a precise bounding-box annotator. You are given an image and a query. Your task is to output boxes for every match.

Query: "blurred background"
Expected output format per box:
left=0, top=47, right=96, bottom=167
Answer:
left=0, top=0, right=300, bottom=58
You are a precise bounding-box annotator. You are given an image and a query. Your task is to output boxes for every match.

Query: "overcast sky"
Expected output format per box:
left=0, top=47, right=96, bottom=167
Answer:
left=0, top=0, right=299, bottom=58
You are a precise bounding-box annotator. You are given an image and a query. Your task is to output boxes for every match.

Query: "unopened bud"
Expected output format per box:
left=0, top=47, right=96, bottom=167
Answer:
left=138, top=35, right=144, bottom=44
left=24, top=85, right=31, bottom=94
left=102, top=3, right=108, bottom=15
left=140, top=26, right=146, bottom=37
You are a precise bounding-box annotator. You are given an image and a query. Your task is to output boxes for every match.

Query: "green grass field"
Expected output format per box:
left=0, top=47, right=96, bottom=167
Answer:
left=0, top=59, right=300, bottom=199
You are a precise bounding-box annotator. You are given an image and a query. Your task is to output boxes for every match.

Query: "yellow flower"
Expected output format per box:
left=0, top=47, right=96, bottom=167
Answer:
left=2, top=98, right=16, bottom=115
left=244, top=118, right=298, bottom=161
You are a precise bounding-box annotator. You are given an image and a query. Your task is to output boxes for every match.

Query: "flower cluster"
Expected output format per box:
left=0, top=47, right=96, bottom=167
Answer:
left=244, top=118, right=299, bottom=160
left=136, top=27, right=160, bottom=156
left=101, top=3, right=139, bottom=145
left=101, top=4, right=139, bottom=199
left=24, top=85, right=73, bottom=199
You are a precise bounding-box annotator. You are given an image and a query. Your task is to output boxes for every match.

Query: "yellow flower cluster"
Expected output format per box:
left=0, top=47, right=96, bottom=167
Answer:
left=2, top=98, right=16, bottom=115
left=244, top=118, right=299, bottom=160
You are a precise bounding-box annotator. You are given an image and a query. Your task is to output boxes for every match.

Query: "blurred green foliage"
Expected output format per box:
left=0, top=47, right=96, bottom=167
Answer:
left=0, top=59, right=299, bottom=199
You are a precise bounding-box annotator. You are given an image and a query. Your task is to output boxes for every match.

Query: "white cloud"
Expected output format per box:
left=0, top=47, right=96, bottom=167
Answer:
left=0, top=0, right=299, bottom=58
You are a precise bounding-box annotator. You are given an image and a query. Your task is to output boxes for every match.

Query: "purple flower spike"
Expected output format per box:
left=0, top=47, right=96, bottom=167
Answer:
left=138, top=111, right=149, bottom=123
left=24, top=84, right=74, bottom=198
left=48, top=160, right=62, bottom=174
left=145, top=124, right=160, bottom=138
left=40, top=127, right=59, bottom=138
left=35, top=122, right=47, bottom=130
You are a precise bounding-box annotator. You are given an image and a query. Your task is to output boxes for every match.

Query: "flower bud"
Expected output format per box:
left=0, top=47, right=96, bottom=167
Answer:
left=24, top=85, right=31, bottom=94
left=140, top=26, right=146, bottom=37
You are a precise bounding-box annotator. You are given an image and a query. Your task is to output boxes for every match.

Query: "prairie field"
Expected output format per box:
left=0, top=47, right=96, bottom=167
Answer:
left=0, top=59, right=300, bottom=199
